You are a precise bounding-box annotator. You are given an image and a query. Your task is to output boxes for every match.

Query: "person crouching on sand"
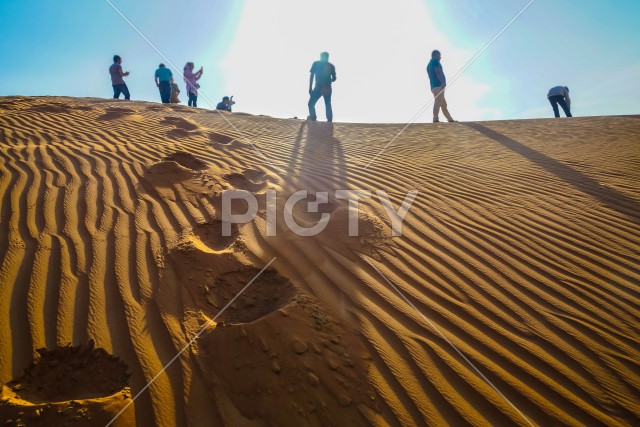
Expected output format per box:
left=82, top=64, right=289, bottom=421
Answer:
left=109, top=55, right=130, bottom=100
left=170, top=82, right=181, bottom=103
left=154, top=63, right=173, bottom=104
left=184, top=62, right=203, bottom=107
left=216, top=96, right=235, bottom=112
left=547, top=86, right=572, bottom=118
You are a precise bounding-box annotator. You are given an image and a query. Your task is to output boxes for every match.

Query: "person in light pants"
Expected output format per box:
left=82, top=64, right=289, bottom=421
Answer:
left=426, top=50, right=456, bottom=123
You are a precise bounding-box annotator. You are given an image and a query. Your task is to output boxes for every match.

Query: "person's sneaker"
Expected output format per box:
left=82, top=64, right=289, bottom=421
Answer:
left=306, top=115, right=317, bottom=121
left=448, top=119, right=458, bottom=122
left=433, top=118, right=440, bottom=123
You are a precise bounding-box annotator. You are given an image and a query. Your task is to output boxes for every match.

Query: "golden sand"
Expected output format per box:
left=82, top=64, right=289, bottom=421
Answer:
left=0, top=96, right=638, bottom=426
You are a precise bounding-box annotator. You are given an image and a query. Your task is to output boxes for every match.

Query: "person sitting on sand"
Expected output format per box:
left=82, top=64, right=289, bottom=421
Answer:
left=216, top=96, right=235, bottom=112
left=154, top=63, right=173, bottom=104
left=308, top=52, right=337, bottom=122
left=547, top=86, right=572, bottom=118
left=427, top=50, right=456, bottom=123
left=184, top=62, right=203, bottom=107
left=170, top=82, right=181, bottom=103
left=109, top=55, right=130, bottom=100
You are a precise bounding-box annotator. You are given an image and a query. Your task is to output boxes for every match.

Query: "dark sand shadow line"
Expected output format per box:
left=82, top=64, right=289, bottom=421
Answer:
left=463, top=122, right=640, bottom=224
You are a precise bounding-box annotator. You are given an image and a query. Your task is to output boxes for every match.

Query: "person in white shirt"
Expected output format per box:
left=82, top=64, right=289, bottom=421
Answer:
left=547, top=86, right=572, bottom=118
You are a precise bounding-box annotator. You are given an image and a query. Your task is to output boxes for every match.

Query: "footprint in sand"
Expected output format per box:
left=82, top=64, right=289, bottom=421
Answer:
left=192, top=219, right=238, bottom=251
left=223, top=170, right=268, bottom=192
left=161, top=116, right=202, bottom=137
left=163, top=151, right=208, bottom=171
left=0, top=344, right=133, bottom=425
left=204, top=268, right=296, bottom=324
left=208, top=130, right=238, bottom=145
left=96, top=107, right=137, bottom=121
left=27, top=103, right=75, bottom=114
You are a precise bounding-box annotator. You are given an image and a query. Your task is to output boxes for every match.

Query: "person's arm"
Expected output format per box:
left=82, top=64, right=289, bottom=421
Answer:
left=435, top=66, right=446, bottom=87
left=331, top=65, right=336, bottom=83
left=565, top=91, right=571, bottom=109
left=309, top=72, right=314, bottom=94
left=155, top=76, right=159, bottom=87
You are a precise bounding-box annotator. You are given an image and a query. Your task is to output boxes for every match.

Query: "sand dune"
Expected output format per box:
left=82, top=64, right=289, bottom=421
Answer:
left=0, top=96, right=639, bottom=426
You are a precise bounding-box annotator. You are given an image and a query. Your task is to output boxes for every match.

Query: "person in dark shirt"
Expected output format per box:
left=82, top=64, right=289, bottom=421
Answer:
left=308, top=52, right=336, bottom=122
left=426, top=50, right=455, bottom=123
left=547, top=86, right=572, bottom=118
left=216, top=96, right=235, bottom=112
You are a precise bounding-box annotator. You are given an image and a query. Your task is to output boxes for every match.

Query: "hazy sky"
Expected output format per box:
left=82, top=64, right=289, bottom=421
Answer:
left=1, top=0, right=638, bottom=122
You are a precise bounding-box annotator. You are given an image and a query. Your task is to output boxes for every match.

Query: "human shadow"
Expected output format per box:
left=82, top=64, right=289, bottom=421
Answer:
left=463, top=122, right=640, bottom=224
left=287, top=121, right=346, bottom=190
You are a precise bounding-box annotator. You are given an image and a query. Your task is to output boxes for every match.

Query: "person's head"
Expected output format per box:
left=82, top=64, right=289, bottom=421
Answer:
left=431, top=50, right=441, bottom=60
left=113, top=55, right=122, bottom=64
left=222, top=96, right=230, bottom=104
left=158, top=63, right=165, bottom=68
left=185, top=62, right=194, bottom=70
left=320, top=52, right=329, bottom=62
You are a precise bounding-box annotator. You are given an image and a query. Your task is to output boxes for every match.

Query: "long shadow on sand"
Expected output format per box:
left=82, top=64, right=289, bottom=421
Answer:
left=464, top=122, right=640, bottom=224
left=287, top=121, right=346, bottom=188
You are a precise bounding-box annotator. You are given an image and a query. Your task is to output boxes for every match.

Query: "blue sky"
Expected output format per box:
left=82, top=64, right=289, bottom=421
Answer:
left=0, top=0, right=638, bottom=122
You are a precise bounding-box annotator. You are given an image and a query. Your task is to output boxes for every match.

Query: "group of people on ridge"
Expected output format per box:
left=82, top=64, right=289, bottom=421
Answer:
left=110, top=50, right=572, bottom=121
left=109, top=55, right=234, bottom=111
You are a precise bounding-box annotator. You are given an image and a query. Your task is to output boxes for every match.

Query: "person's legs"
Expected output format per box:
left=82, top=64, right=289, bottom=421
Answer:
left=557, top=97, right=572, bottom=117
left=549, top=96, right=561, bottom=117
left=308, top=87, right=322, bottom=120
left=439, top=91, right=454, bottom=121
left=113, top=85, right=121, bottom=99
left=188, top=92, right=197, bottom=107
left=431, top=86, right=443, bottom=121
left=159, top=81, right=171, bottom=103
left=323, top=86, right=333, bottom=122
left=121, top=84, right=130, bottom=100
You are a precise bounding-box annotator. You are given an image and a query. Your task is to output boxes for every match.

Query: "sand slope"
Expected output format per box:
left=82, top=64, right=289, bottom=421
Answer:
left=0, top=96, right=639, bottom=426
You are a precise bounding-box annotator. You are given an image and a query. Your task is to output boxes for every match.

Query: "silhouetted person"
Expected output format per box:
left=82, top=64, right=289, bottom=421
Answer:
left=216, top=96, right=235, bottom=112
left=426, top=50, right=455, bottom=123
left=308, top=52, right=336, bottom=122
left=184, top=62, right=203, bottom=107
left=109, top=55, right=130, bottom=100
left=154, top=63, right=173, bottom=103
left=547, top=86, right=572, bottom=118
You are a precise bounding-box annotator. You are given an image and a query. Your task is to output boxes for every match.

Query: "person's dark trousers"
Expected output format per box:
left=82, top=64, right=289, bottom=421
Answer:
left=549, top=95, right=572, bottom=118
left=158, top=81, right=172, bottom=103
left=188, top=92, right=198, bottom=107
left=112, top=84, right=130, bottom=100
left=308, top=85, right=333, bottom=122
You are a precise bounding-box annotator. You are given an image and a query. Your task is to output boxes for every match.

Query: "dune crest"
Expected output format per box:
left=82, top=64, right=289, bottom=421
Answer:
left=0, top=96, right=639, bottom=426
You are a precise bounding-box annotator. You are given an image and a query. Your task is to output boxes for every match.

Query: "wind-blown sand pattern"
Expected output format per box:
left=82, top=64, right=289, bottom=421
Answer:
left=0, top=96, right=638, bottom=426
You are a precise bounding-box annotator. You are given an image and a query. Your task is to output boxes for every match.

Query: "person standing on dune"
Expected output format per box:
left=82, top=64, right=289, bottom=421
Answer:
left=547, top=86, right=572, bottom=118
left=154, top=63, right=173, bottom=104
left=184, top=62, right=203, bottom=107
left=109, top=55, right=130, bottom=100
left=307, top=52, right=336, bottom=122
left=427, top=50, right=455, bottom=123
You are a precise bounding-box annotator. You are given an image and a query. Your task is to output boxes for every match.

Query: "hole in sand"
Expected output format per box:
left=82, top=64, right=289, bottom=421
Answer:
left=161, top=116, right=199, bottom=131
left=193, top=220, right=238, bottom=251
left=4, top=344, right=129, bottom=403
left=163, top=151, right=208, bottom=171
left=209, top=131, right=236, bottom=145
left=205, top=269, right=296, bottom=324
